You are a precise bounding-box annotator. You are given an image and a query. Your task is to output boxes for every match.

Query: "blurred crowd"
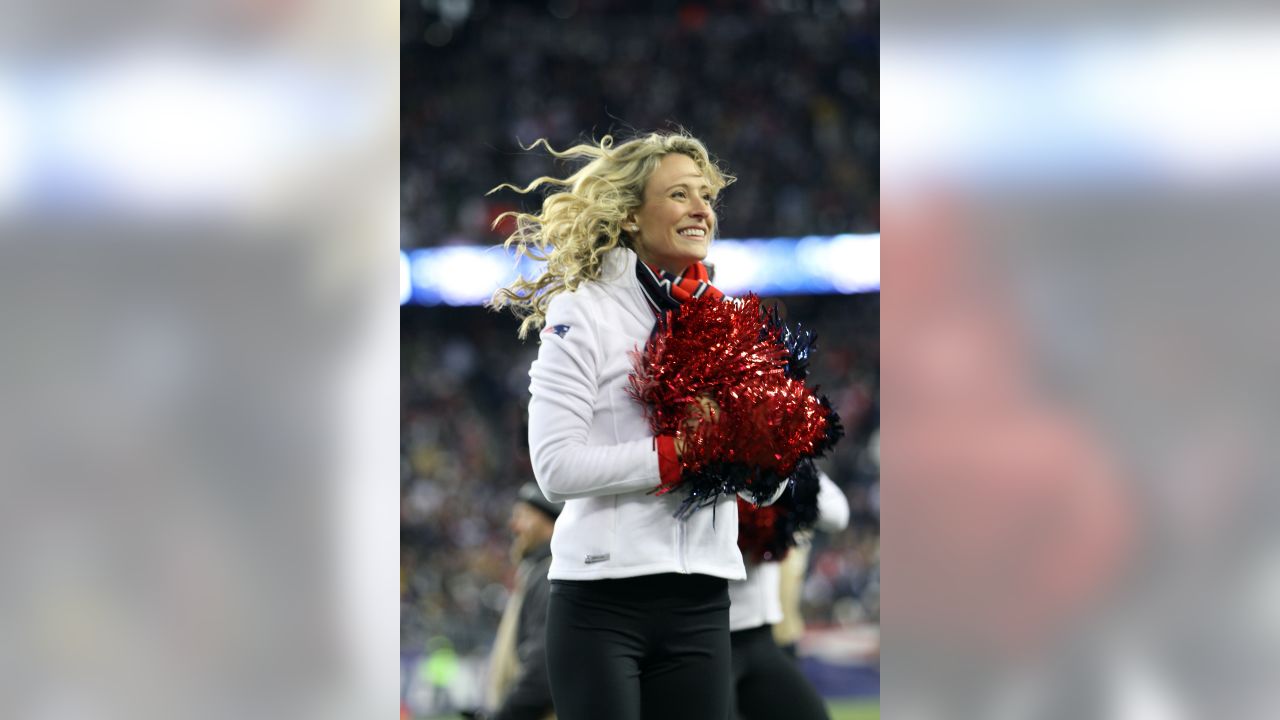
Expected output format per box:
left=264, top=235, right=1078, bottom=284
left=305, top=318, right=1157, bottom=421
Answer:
left=401, top=0, right=879, bottom=248
left=401, top=293, right=880, bottom=658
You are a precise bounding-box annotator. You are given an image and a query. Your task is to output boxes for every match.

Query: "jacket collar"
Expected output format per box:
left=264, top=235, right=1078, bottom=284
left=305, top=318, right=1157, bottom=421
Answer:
left=597, top=246, right=656, bottom=327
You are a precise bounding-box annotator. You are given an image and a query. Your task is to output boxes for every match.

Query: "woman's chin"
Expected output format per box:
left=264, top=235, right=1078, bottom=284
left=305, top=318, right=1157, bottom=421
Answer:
left=683, top=254, right=707, bottom=270
left=683, top=245, right=709, bottom=262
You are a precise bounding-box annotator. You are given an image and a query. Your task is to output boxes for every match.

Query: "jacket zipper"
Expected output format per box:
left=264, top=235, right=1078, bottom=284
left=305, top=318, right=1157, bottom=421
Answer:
left=679, top=519, right=689, bottom=573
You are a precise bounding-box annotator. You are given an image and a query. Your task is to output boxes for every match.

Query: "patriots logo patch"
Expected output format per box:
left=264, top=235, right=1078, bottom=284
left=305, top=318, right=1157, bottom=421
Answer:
left=543, top=324, right=571, bottom=338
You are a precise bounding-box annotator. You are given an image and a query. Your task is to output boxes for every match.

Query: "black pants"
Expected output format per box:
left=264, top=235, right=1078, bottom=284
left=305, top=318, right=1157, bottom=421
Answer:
left=546, top=573, right=732, bottom=720
left=730, top=625, right=830, bottom=720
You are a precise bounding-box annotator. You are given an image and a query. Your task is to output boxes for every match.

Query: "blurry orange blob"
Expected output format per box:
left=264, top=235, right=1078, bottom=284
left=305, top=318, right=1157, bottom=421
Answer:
left=882, top=194, right=1136, bottom=659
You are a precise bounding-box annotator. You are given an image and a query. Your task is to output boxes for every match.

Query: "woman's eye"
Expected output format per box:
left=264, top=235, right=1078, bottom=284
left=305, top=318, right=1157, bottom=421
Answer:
left=672, top=191, right=686, bottom=199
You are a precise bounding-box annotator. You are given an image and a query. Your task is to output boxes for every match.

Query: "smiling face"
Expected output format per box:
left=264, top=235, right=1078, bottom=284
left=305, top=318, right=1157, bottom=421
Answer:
left=629, top=153, right=718, bottom=275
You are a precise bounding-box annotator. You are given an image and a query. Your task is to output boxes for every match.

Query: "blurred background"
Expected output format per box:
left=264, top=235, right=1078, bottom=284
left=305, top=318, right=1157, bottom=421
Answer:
left=881, top=6, right=1280, bottom=720
left=0, top=1, right=398, bottom=718
left=400, top=1, right=881, bottom=718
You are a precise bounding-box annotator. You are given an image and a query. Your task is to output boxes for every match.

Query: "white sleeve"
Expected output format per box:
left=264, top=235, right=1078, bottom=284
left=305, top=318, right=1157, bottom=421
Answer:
left=527, top=292, right=662, bottom=502
left=815, top=470, right=851, bottom=532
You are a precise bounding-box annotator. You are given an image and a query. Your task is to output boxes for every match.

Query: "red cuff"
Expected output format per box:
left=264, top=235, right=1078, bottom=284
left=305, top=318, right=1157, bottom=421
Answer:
left=656, top=435, right=682, bottom=488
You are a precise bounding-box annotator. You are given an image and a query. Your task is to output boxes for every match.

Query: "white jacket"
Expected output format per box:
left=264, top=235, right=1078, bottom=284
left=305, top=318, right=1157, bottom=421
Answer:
left=529, top=247, right=751, bottom=581
left=728, top=470, right=849, bottom=631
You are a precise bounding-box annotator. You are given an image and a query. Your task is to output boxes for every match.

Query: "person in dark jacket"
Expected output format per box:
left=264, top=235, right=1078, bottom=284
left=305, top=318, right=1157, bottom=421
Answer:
left=484, top=482, right=562, bottom=720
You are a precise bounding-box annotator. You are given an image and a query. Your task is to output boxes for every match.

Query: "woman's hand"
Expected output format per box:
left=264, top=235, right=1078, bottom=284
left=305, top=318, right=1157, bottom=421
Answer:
left=675, top=395, right=721, bottom=458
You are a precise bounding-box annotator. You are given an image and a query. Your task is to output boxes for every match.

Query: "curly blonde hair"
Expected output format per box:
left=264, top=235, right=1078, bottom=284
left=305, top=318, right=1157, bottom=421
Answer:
left=487, top=131, right=735, bottom=339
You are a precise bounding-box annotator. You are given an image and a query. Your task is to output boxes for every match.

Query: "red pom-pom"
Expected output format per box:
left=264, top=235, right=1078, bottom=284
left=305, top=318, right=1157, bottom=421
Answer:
left=629, top=294, right=836, bottom=510
left=737, top=460, right=824, bottom=562
left=737, top=499, right=786, bottom=562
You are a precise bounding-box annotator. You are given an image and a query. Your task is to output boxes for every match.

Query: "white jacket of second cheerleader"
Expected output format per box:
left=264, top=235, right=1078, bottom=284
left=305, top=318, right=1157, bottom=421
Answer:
left=728, top=470, right=850, bottom=632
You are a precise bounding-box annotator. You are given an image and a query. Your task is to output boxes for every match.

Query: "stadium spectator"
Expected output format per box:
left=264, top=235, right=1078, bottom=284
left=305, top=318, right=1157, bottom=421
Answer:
left=482, top=482, right=562, bottom=720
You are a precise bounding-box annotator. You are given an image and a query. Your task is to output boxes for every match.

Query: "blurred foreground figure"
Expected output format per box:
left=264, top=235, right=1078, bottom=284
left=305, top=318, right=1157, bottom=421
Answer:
left=882, top=196, right=1137, bottom=718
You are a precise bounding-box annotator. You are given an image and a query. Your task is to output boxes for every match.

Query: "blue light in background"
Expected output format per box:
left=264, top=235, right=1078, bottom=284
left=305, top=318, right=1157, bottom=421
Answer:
left=401, top=234, right=880, bottom=306
left=399, top=251, right=412, bottom=305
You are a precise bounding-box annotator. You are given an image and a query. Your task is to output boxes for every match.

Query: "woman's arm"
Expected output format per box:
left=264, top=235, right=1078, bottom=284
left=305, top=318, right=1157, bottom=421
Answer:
left=528, top=293, right=663, bottom=502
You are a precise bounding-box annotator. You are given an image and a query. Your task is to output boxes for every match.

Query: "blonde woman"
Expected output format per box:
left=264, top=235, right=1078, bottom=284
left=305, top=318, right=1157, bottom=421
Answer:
left=490, top=131, right=772, bottom=720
